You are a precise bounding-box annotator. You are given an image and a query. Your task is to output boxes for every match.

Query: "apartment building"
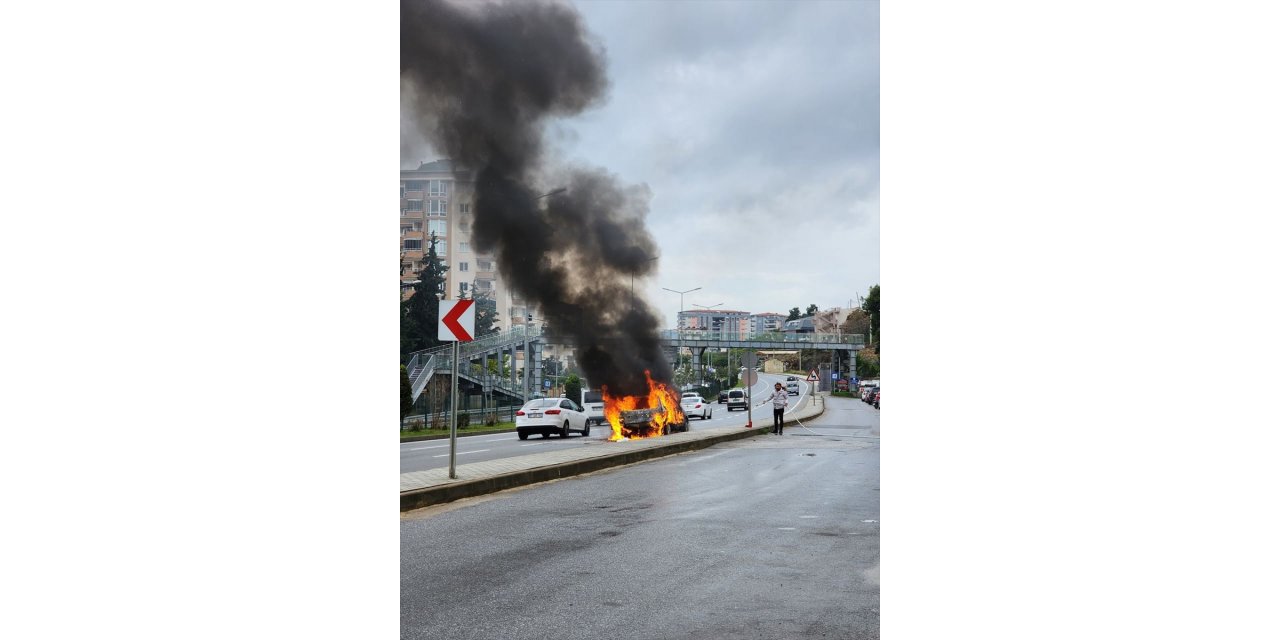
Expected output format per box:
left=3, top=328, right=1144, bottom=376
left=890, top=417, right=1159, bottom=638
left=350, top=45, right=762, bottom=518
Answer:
left=749, top=312, right=786, bottom=334
left=676, top=309, right=752, bottom=336
left=400, top=159, right=510, bottom=327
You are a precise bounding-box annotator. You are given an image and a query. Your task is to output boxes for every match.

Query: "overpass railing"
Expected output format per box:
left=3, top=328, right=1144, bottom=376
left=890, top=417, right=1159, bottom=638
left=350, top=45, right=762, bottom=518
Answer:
left=659, top=330, right=865, bottom=346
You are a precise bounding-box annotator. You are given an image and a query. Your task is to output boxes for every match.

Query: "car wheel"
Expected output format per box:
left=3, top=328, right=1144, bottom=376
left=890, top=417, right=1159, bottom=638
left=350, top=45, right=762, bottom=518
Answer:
left=518, top=432, right=528, bottom=440
left=541, top=431, right=550, bottom=438
left=582, top=423, right=591, bottom=437
left=561, top=422, right=570, bottom=437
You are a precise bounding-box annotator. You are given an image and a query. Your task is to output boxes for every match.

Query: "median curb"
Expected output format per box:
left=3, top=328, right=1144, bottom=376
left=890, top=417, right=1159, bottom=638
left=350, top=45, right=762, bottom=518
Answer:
left=400, top=395, right=826, bottom=512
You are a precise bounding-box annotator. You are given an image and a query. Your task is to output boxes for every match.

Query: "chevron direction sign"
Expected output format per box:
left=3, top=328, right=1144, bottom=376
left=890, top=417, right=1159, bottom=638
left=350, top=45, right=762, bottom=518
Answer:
left=438, top=299, right=475, bottom=342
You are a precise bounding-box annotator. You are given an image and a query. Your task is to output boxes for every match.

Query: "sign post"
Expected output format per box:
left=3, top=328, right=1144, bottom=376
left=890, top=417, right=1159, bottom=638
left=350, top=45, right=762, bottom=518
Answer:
left=439, top=298, right=476, bottom=479
left=743, top=352, right=758, bottom=428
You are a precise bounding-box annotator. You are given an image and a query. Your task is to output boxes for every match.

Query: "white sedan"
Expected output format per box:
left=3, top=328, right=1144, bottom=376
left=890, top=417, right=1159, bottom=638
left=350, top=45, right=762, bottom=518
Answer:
left=680, top=393, right=713, bottom=420
left=516, top=398, right=591, bottom=440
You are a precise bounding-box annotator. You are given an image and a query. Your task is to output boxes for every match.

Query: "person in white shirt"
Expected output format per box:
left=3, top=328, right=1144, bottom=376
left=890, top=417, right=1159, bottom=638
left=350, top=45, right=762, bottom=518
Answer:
left=769, top=382, right=789, bottom=435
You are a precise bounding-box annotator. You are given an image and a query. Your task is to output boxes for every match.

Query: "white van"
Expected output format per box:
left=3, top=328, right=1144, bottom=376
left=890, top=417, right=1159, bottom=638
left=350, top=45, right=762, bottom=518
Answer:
left=581, top=389, right=605, bottom=426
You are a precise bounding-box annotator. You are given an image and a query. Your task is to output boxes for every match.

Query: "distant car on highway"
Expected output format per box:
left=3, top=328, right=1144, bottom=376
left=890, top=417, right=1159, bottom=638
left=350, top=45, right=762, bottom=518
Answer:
left=516, top=398, right=591, bottom=440
left=786, top=375, right=797, bottom=381
left=718, top=391, right=728, bottom=404
left=680, top=392, right=713, bottom=420
left=786, top=380, right=799, bottom=396
left=726, top=389, right=747, bottom=411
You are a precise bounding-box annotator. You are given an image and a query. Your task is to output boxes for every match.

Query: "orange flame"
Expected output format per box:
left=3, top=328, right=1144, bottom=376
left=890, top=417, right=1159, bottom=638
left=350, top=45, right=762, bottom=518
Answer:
left=602, top=370, right=685, bottom=441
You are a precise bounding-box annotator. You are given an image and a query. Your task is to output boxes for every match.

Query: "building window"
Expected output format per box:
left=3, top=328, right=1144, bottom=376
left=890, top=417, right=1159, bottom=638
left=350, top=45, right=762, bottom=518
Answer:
left=459, top=282, right=469, bottom=294
left=427, top=220, right=448, bottom=236
left=476, top=279, right=493, bottom=291
left=429, top=180, right=449, bottom=196
left=459, top=242, right=470, bottom=253
left=402, top=239, right=422, bottom=251
left=459, top=203, right=470, bottom=214
left=404, top=181, right=423, bottom=192
left=458, top=222, right=469, bottom=232
left=428, top=200, right=448, bottom=216
left=431, top=238, right=447, bottom=256
left=406, top=200, right=423, bottom=212
left=477, top=260, right=493, bottom=271
left=459, top=262, right=469, bottom=272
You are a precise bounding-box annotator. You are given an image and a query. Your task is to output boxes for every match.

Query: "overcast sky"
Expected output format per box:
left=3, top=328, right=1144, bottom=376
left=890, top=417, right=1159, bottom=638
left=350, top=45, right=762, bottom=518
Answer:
left=409, top=0, right=879, bottom=328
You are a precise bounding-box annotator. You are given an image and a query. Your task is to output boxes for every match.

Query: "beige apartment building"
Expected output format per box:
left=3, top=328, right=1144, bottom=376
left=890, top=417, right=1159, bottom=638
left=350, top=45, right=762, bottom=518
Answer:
left=401, top=159, right=528, bottom=331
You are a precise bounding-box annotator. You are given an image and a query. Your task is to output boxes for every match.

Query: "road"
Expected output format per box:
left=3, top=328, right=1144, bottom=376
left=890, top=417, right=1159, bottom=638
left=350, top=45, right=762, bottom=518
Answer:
left=400, top=372, right=821, bottom=474
left=401, top=393, right=880, bottom=639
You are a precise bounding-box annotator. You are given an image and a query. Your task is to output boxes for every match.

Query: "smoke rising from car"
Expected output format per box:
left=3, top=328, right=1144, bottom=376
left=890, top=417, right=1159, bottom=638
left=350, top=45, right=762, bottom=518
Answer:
left=402, top=0, right=672, bottom=396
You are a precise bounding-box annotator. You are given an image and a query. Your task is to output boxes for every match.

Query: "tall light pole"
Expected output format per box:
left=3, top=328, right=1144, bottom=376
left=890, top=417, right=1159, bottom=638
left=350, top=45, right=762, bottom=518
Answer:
left=662, top=286, right=701, bottom=382
left=692, top=302, right=723, bottom=387
left=631, top=254, right=660, bottom=303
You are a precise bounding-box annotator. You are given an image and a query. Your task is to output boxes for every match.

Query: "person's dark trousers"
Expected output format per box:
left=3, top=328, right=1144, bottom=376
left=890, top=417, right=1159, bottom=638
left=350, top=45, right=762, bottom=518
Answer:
left=773, top=407, right=785, bottom=434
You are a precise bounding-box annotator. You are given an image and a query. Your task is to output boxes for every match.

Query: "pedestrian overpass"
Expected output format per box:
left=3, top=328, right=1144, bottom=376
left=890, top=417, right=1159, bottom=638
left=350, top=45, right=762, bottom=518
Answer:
left=406, top=326, right=866, bottom=406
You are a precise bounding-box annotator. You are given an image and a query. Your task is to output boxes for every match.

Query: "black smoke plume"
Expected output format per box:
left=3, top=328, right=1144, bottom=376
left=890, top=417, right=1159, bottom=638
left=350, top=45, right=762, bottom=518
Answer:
left=402, top=0, right=671, bottom=397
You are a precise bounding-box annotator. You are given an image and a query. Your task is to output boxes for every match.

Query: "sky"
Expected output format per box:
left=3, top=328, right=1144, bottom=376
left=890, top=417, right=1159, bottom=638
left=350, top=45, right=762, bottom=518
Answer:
left=407, top=0, right=879, bottom=328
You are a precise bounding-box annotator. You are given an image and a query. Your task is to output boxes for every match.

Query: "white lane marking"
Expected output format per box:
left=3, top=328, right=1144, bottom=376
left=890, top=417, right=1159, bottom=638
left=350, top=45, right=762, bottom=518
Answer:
left=800, top=515, right=819, bottom=519
left=405, top=444, right=449, bottom=451
left=777, top=527, right=797, bottom=531
left=862, top=519, right=878, bottom=523
left=432, top=449, right=490, bottom=458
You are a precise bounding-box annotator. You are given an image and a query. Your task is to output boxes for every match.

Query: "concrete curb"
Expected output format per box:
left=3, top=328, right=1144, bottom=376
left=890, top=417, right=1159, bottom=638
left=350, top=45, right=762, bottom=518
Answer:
left=400, top=395, right=826, bottom=512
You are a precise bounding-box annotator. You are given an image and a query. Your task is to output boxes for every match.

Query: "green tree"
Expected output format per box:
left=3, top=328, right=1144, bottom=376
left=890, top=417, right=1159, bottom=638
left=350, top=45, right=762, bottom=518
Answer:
left=787, top=307, right=801, bottom=321
left=400, top=365, right=413, bottom=420
left=861, top=284, right=879, bottom=348
left=856, top=348, right=879, bottom=379
left=473, top=290, right=499, bottom=336
left=805, top=303, right=819, bottom=317
left=842, top=309, right=871, bottom=340
left=564, top=374, right=582, bottom=404
left=400, top=232, right=449, bottom=360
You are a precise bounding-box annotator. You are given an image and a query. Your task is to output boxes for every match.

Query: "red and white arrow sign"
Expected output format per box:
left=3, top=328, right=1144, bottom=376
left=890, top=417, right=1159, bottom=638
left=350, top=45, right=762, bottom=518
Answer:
left=438, top=299, right=475, bottom=342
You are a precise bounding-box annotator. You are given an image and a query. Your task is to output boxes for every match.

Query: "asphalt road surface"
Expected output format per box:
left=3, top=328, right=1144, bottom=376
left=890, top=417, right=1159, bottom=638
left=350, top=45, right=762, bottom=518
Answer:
left=401, top=393, right=879, bottom=639
left=400, top=373, right=818, bottom=474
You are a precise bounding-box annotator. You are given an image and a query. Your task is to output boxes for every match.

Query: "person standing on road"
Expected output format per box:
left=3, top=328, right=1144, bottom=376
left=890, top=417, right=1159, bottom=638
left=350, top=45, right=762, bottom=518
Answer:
left=769, top=382, right=789, bottom=435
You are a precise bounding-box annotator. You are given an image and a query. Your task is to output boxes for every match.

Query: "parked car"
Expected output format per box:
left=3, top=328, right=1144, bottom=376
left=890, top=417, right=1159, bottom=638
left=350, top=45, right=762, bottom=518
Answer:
left=862, top=386, right=878, bottom=403
left=726, top=389, right=747, bottom=411
left=786, top=380, right=799, bottom=396
left=680, top=393, right=713, bottom=420
left=718, top=391, right=728, bottom=404
left=874, top=390, right=880, bottom=409
left=786, top=375, right=797, bottom=382
left=516, top=397, right=591, bottom=440
left=581, top=389, right=605, bottom=426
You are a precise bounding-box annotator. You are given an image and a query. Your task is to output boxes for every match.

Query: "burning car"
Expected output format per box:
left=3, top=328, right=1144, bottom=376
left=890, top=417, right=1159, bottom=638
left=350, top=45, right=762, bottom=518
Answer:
left=603, top=371, right=688, bottom=440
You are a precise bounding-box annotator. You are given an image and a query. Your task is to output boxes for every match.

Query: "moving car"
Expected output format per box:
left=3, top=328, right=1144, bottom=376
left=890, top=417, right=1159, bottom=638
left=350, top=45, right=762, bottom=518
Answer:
left=717, top=391, right=728, bottom=404
left=786, top=375, right=797, bottom=381
left=785, top=380, right=799, bottom=396
left=726, top=389, right=747, bottom=411
left=515, top=398, right=591, bottom=440
left=680, top=392, right=713, bottom=420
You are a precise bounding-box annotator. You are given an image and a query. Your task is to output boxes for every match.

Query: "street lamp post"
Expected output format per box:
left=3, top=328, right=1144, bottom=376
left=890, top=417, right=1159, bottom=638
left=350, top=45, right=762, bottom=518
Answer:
left=691, top=302, right=722, bottom=386
left=631, top=254, right=660, bottom=304
left=662, top=286, right=701, bottom=384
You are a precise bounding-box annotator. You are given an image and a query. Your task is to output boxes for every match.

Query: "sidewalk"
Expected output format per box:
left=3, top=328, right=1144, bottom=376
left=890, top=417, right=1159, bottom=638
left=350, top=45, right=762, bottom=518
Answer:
left=401, top=394, right=826, bottom=512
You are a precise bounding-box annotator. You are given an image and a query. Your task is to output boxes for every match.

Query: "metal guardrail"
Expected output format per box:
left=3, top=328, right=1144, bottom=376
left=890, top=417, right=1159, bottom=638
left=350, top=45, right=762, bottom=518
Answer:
left=659, top=330, right=866, bottom=345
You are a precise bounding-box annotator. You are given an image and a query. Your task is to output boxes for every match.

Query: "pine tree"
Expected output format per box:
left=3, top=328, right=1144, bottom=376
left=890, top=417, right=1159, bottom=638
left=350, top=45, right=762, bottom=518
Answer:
left=401, top=232, right=450, bottom=359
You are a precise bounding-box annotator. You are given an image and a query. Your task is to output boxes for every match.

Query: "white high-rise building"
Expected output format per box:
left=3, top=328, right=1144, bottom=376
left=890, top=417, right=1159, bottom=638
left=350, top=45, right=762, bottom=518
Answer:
left=400, top=159, right=513, bottom=330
